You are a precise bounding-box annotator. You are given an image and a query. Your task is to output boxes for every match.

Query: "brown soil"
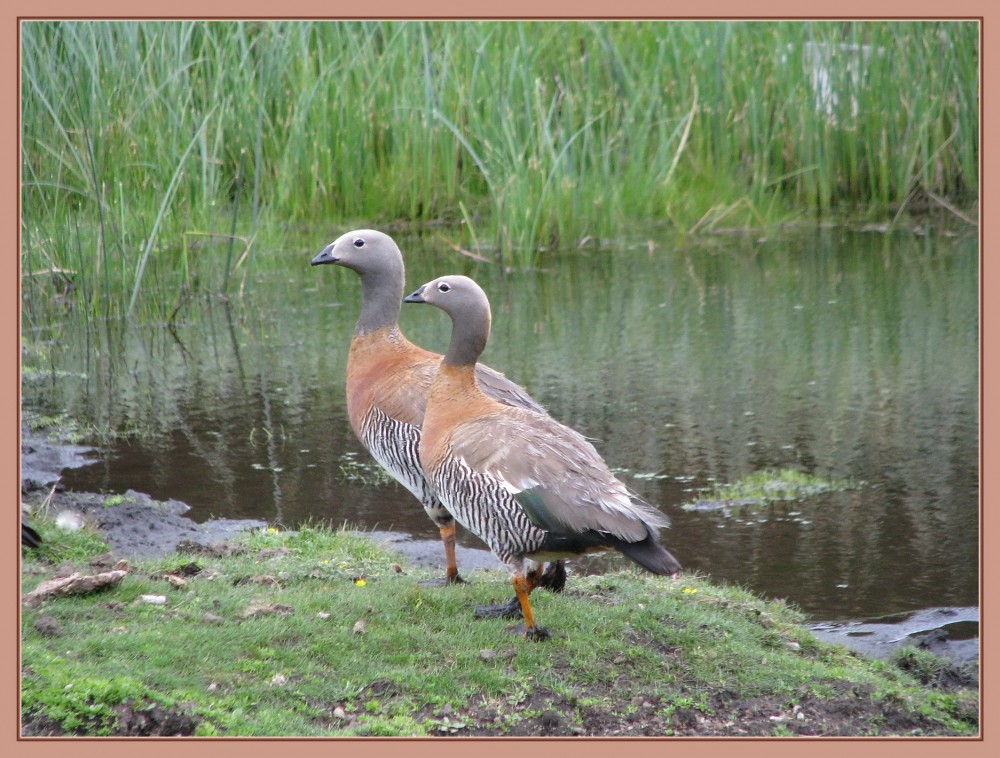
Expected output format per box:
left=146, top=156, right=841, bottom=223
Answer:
left=438, top=682, right=978, bottom=737
left=21, top=702, right=199, bottom=737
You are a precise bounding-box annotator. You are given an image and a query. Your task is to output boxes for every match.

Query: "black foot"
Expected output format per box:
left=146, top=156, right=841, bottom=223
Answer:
left=474, top=595, right=523, bottom=620
left=507, top=623, right=552, bottom=640
left=537, top=560, right=567, bottom=593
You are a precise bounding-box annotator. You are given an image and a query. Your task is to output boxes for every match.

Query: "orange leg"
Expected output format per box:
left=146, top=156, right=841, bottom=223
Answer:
left=439, top=523, right=466, bottom=585
left=512, top=575, right=550, bottom=640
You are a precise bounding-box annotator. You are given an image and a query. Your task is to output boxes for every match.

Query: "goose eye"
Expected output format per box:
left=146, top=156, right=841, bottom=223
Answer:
left=353, top=238, right=365, bottom=248
left=437, top=282, right=451, bottom=293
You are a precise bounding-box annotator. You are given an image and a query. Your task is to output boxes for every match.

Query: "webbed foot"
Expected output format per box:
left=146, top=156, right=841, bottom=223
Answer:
left=474, top=595, right=523, bottom=619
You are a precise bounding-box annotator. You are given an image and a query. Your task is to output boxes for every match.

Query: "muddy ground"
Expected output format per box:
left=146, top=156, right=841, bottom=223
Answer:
left=21, top=430, right=269, bottom=558
left=20, top=430, right=980, bottom=737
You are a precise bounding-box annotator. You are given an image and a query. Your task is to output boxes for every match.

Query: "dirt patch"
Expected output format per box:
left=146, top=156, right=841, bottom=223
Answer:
left=340, top=677, right=977, bottom=737
left=322, top=642, right=977, bottom=738
left=112, top=703, right=200, bottom=736
left=21, top=702, right=200, bottom=737
left=22, top=486, right=269, bottom=560
left=363, top=529, right=504, bottom=573
left=21, top=682, right=974, bottom=737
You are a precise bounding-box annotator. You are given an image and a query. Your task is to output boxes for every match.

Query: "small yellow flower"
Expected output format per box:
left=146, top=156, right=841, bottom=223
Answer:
left=682, top=587, right=698, bottom=595
left=354, top=579, right=367, bottom=587
left=267, top=527, right=280, bottom=534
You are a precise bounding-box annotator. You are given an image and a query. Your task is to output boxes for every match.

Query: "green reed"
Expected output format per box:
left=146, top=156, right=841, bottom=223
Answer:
left=21, top=21, right=978, bottom=320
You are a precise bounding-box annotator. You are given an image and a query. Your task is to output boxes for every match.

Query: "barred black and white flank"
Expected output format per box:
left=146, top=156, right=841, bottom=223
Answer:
left=361, top=406, right=452, bottom=526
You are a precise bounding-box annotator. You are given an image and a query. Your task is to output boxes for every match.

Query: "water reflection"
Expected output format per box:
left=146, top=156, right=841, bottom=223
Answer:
left=25, top=226, right=979, bottom=621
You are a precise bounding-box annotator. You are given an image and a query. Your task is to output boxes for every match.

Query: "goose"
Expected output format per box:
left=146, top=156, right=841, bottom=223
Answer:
left=405, top=275, right=681, bottom=638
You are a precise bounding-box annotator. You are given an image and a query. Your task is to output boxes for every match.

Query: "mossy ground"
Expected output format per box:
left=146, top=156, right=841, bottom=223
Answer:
left=20, top=521, right=978, bottom=737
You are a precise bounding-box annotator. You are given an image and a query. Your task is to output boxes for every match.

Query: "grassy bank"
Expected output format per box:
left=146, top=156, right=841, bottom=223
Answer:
left=21, top=21, right=978, bottom=319
left=20, top=521, right=978, bottom=737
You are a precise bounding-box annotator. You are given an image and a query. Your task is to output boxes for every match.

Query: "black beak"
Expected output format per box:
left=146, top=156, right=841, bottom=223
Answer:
left=311, top=244, right=338, bottom=266
left=403, top=284, right=427, bottom=303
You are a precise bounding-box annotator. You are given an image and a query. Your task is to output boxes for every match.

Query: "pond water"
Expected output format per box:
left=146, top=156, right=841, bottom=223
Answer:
left=22, top=225, right=979, bottom=622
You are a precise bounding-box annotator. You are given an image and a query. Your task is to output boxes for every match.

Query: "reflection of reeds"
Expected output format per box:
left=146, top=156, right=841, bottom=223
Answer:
left=21, top=21, right=977, bottom=312
left=337, top=452, right=397, bottom=487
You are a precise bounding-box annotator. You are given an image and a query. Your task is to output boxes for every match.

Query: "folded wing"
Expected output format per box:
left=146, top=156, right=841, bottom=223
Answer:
left=447, top=408, right=670, bottom=542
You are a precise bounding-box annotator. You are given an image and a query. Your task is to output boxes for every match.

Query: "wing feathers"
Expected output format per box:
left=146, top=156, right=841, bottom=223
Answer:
left=475, top=365, right=548, bottom=414
left=449, top=408, right=669, bottom=543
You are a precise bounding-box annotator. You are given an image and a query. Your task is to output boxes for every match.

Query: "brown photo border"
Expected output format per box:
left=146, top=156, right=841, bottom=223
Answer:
left=4, top=1, right=991, bottom=754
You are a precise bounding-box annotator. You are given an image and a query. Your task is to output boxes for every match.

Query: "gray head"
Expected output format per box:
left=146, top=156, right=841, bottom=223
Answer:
left=311, top=229, right=405, bottom=280
left=404, top=275, right=492, bottom=367
left=311, top=229, right=406, bottom=334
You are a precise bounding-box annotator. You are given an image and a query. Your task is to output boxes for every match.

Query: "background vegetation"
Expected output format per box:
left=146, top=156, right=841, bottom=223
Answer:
left=21, top=21, right=978, bottom=320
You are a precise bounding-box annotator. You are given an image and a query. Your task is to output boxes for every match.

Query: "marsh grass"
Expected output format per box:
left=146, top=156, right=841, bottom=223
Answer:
left=20, top=522, right=978, bottom=736
left=21, top=21, right=978, bottom=320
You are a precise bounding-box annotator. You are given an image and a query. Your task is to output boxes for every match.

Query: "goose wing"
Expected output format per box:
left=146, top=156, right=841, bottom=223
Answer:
left=474, top=364, right=548, bottom=415
left=448, top=409, right=669, bottom=542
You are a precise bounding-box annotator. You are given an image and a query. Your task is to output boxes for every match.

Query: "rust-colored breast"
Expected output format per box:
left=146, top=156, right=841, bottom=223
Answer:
left=420, top=364, right=505, bottom=474
left=345, top=328, right=438, bottom=437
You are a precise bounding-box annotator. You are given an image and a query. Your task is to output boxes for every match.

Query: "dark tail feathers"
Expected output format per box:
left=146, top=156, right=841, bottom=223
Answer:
left=617, top=534, right=682, bottom=576
left=22, top=523, right=42, bottom=549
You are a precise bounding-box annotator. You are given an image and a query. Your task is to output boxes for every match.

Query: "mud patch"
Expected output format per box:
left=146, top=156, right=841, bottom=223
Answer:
left=809, top=607, right=979, bottom=669
left=22, top=429, right=267, bottom=559
left=20, top=430, right=95, bottom=492
left=21, top=701, right=200, bottom=737
left=362, top=530, right=503, bottom=573
left=112, top=702, right=200, bottom=736
left=22, top=487, right=268, bottom=560
left=405, top=681, right=976, bottom=737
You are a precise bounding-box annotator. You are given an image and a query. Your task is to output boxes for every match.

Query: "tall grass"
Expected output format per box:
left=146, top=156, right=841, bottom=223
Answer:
left=21, top=21, right=978, bottom=319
